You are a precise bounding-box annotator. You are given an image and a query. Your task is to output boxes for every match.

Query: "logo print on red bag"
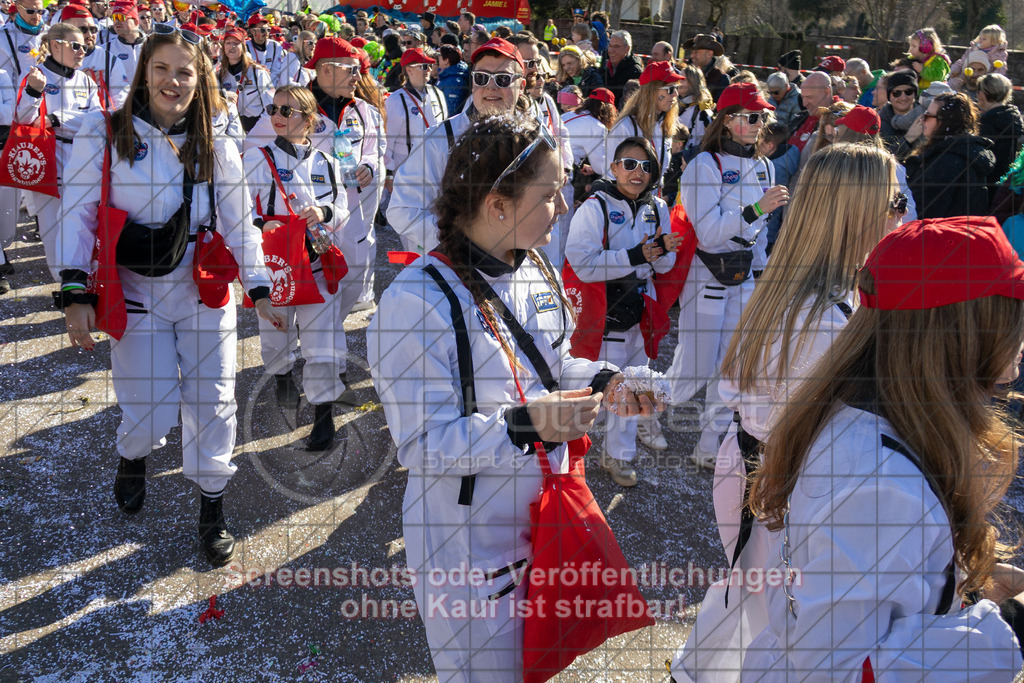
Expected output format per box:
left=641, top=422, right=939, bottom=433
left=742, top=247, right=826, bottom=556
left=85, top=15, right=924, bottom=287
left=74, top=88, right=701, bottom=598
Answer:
left=8, top=142, right=47, bottom=186
left=564, top=285, right=584, bottom=316
left=265, top=253, right=297, bottom=305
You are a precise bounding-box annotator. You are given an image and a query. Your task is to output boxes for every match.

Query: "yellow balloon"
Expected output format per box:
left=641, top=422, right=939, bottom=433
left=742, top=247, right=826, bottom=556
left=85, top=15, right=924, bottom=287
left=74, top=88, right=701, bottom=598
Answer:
left=964, top=67, right=974, bottom=76
left=994, top=60, right=1004, bottom=69
left=559, top=38, right=566, bottom=46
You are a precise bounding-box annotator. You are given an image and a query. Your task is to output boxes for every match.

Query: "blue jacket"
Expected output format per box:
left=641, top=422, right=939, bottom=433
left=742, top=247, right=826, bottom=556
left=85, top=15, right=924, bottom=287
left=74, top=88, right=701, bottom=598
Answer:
left=766, top=143, right=801, bottom=251
left=437, top=62, right=470, bottom=116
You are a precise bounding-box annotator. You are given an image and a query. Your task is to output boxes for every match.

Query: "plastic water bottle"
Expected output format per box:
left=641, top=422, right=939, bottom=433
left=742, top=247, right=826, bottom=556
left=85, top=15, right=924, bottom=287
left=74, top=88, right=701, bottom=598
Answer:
left=333, top=129, right=360, bottom=189
left=290, top=193, right=331, bottom=255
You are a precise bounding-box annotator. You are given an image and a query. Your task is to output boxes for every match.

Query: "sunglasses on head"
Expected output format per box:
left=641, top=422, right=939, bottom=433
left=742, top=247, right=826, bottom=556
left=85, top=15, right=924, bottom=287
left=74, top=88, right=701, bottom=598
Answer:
left=890, top=191, right=908, bottom=215
left=891, top=87, right=915, bottom=97
left=472, top=70, right=520, bottom=88
left=729, top=111, right=768, bottom=125
left=53, top=38, right=86, bottom=52
left=266, top=103, right=303, bottom=118
left=153, top=21, right=200, bottom=44
left=617, top=157, right=652, bottom=173
left=490, top=124, right=557, bottom=192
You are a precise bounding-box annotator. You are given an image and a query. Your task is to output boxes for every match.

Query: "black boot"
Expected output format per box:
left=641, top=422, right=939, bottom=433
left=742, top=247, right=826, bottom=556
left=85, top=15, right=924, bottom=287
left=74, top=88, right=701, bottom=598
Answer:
left=0, top=248, right=12, bottom=275
left=0, top=273, right=9, bottom=295
left=198, top=493, right=236, bottom=567
left=305, top=402, right=335, bottom=451
left=275, top=371, right=300, bottom=409
left=336, top=371, right=359, bottom=406
left=114, top=456, right=146, bottom=514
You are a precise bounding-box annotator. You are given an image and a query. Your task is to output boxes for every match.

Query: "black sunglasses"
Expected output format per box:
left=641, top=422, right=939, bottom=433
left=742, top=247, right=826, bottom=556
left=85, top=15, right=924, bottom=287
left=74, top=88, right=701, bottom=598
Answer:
left=266, top=104, right=302, bottom=118
left=79, top=25, right=99, bottom=34
left=891, top=87, right=915, bottom=97
left=617, top=157, right=652, bottom=173
left=53, top=39, right=86, bottom=52
left=153, top=22, right=200, bottom=44
left=18, top=5, right=42, bottom=14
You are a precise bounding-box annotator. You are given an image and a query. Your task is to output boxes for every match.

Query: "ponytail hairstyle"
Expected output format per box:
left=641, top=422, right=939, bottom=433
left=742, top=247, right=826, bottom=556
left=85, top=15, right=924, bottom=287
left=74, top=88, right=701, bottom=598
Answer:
left=112, top=31, right=216, bottom=182
left=433, top=114, right=574, bottom=367
left=354, top=71, right=387, bottom=134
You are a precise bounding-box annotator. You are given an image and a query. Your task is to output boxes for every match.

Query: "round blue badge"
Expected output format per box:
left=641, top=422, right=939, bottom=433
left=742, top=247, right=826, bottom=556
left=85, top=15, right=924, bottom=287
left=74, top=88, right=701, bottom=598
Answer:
left=44, top=84, right=59, bottom=95
left=722, top=170, right=740, bottom=184
left=17, top=45, right=29, bottom=53
left=314, top=118, right=327, bottom=134
left=134, top=140, right=148, bottom=161
left=277, top=168, right=293, bottom=182
left=609, top=210, right=626, bottom=224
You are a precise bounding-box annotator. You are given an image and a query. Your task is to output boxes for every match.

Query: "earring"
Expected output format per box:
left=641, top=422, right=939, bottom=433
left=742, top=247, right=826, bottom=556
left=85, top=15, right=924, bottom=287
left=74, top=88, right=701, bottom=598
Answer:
left=499, top=214, right=505, bottom=220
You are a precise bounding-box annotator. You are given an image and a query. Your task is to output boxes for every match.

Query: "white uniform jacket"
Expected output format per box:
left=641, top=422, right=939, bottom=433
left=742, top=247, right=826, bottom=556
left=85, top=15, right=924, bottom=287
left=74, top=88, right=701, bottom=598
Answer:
left=533, top=93, right=573, bottom=174
left=383, top=83, right=447, bottom=171
left=220, top=61, right=274, bottom=120
left=0, top=67, right=13, bottom=125
left=605, top=114, right=670, bottom=183
left=0, top=22, right=43, bottom=84
left=15, top=60, right=101, bottom=187
left=368, top=251, right=610, bottom=648
left=58, top=110, right=270, bottom=293
left=275, top=51, right=313, bottom=88
left=388, top=109, right=471, bottom=253
left=241, top=136, right=350, bottom=246
left=561, top=110, right=607, bottom=173
left=678, top=102, right=712, bottom=152
left=565, top=185, right=675, bottom=288
left=679, top=149, right=774, bottom=268
left=103, top=35, right=143, bottom=91
left=80, top=44, right=132, bottom=109
left=688, top=405, right=1023, bottom=682
left=246, top=39, right=285, bottom=86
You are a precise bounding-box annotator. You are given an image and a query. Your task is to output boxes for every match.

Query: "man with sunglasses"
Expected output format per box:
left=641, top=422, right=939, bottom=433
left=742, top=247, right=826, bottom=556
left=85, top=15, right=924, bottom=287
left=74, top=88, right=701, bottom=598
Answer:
left=149, top=0, right=167, bottom=25
left=136, top=3, right=153, bottom=33
left=599, top=29, right=642, bottom=106
left=765, top=71, right=801, bottom=128
left=245, top=12, right=284, bottom=85
left=390, top=37, right=532, bottom=253
left=88, top=0, right=114, bottom=41
left=107, top=1, right=144, bottom=79
left=64, top=3, right=131, bottom=107
left=0, top=0, right=46, bottom=83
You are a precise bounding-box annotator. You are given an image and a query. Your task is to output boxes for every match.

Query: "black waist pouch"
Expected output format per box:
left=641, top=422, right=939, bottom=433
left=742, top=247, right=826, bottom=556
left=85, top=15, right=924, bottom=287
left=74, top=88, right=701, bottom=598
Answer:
left=695, top=248, right=752, bottom=286
left=605, top=273, right=645, bottom=332
left=116, top=171, right=195, bottom=277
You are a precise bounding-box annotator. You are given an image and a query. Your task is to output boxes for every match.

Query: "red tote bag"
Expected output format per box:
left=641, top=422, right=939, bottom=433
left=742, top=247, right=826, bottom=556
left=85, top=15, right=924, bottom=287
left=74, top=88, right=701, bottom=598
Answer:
left=0, top=81, right=60, bottom=197
left=242, top=216, right=324, bottom=308
left=561, top=260, right=607, bottom=362
left=87, top=111, right=128, bottom=340
left=652, top=202, right=698, bottom=318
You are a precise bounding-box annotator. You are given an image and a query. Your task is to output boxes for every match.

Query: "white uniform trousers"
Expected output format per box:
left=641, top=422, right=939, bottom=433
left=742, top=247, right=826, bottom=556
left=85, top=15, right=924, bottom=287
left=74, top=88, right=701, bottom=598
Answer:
left=0, top=186, right=18, bottom=249
left=30, top=192, right=65, bottom=282
left=597, top=325, right=648, bottom=463
left=257, top=266, right=346, bottom=405
left=352, top=226, right=376, bottom=306
left=111, top=265, right=238, bottom=495
left=667, top=257, right=752, bottom=453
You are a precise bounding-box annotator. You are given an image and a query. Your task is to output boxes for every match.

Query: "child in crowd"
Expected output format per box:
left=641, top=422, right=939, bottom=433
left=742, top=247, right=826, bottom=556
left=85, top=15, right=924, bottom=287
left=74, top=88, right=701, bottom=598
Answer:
left=949, top=24, right=1008, bottom=90
left=907, top=27, right=950, bottom=89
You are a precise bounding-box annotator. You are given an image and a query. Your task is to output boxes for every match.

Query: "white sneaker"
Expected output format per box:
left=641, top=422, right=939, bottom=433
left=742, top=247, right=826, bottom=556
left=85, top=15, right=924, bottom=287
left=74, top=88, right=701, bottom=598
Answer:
left=637, top=419, right=668, bottom=450
left=690, top=441, right=718, bottom=469
left=600, top=451, right=638, bottom=487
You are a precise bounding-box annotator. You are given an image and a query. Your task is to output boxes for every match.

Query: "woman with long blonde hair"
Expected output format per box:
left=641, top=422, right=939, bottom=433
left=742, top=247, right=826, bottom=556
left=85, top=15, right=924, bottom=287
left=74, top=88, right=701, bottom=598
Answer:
left=733, top=216, right=1024, bottom=679
left=604, top=60, right=680, bottom=190
left=675, top=62, right=713, bottom=153
left=670, top=143, right=904, bottom=679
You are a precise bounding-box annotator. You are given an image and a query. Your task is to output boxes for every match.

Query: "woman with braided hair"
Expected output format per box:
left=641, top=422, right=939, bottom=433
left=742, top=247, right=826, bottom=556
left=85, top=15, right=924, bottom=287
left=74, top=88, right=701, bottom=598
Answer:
left=368, top=114, right=657, bottom=681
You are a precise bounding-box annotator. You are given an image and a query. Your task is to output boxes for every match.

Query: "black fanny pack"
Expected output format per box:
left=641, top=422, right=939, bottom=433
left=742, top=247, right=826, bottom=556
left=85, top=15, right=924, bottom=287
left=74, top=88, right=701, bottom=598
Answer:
left=116, top=171, right=199, bottom=277
left=605, top=273, right=645, bottom=332
left=696, top=247, right=753, bottom=286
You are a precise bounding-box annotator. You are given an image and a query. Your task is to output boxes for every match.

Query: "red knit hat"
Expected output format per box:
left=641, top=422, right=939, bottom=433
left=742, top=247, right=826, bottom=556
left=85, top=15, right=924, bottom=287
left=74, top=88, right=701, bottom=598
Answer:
left=859, top=216, right=1024, bottom=310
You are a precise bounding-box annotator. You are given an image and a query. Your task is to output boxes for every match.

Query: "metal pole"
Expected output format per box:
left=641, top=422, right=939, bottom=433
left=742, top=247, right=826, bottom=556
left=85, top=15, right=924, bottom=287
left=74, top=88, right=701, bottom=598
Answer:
left=670, top=0, right=685, bottom=58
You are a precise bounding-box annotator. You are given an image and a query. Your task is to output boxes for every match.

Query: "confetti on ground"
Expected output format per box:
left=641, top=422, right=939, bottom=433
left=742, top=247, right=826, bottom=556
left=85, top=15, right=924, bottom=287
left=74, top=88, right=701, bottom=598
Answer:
left=198, top=596, right=225, bottom=624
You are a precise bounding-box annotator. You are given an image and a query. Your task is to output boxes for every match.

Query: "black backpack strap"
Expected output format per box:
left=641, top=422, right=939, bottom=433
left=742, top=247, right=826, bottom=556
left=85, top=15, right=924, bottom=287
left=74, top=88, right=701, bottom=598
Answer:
left=402, top=91, right=412, bottom=155
left=723, top=411, right=764, bottom=608
left=880, top=433, right=957, bottom=615
left=4, top=29, right=19, bottom=77
left=423, top=263, right=478, bottom=506
left=595, top=194, right=609, bottom=248
left=444, top=118, right=454, bottom=149
left=261, top=146, right=278, bottom=216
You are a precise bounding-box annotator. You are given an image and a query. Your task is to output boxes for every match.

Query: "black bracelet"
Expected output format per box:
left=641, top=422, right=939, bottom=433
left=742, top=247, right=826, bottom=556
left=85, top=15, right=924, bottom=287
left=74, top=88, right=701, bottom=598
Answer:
left=52, top=289, right=98, bottom=310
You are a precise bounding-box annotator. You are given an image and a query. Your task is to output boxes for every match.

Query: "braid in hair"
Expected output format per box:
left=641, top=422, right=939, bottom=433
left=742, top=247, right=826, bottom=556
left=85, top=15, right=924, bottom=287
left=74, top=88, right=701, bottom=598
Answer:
left=433, top=113, right=561, bottom=369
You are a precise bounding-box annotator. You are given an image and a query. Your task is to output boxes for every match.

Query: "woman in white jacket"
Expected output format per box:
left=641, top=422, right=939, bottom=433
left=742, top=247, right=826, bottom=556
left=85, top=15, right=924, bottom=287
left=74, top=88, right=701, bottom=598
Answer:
left=565, top=136, right=679, bottom=487
left=16, top=22, right=101, bottom=281
left=736, top=216, right=1024, bottom=680
left=368, top=114, right=654, bottom=682
left=671, top=143, right=905, bottom=680
left=58, top=29, right=285, bottom=566
left=243, top=84, right=350, bottom=450
left=218, top=25, right=273, bottom=132
left=666, top=82, right=789, bottom=467
left=275, top=29, right=316, bottom=87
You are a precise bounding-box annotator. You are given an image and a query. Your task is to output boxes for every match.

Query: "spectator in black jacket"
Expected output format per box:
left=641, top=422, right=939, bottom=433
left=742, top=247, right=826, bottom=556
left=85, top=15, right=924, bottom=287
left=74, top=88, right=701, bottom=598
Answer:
left=683, top=33, right=729, bottom=101
left=556, top=45, right=604, bottom=95
left=977, top=73, right=1024, bottom=193
left=600, top=30, right=643, bottom=106
left=905, top=93, right=995, bottom=218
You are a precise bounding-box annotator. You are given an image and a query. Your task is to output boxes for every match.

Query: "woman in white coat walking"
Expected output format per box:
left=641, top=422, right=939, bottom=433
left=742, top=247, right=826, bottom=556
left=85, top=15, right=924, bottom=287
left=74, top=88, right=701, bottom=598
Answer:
left=368, top=114, right=654, bottom=681
left=58, top=28, right=285, bottom=566
left=666, top=82, right=789, bottom=467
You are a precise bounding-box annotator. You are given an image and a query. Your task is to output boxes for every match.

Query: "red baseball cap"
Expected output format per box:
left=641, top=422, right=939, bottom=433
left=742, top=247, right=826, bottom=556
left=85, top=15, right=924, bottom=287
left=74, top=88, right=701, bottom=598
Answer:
left=589, top=87, right=615, bottom=106
left=716, top=82, right=775, bottom=111
left=835, top=105, right=881, bottom=135
left=859, top=216, right=1024, bottom=310
left=400, top=47, right=435, bottom=67
left=111, top=2, right=139, bottom=20
left=60, top=4, right=93, bottom=20
left=349, top=35, right=367, bottom=48
left=304, top=36, right=361, bottom=69
left=471, top=37, right=525, bottom=72
left=246, top=12, right=267, bottom=27
left=819, top=55, right=846, bottom=71
left=223, top=26, right=246, bottom=42
left=639, top=60, right=685, bottom=86
left=194, top=22, right=214, bottom=37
